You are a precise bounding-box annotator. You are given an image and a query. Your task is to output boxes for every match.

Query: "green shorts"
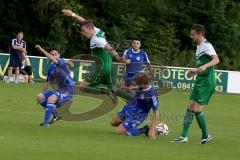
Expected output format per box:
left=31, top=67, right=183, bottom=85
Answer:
left=190, top=79, right=216, bottom=105
left=86, top=63, right=115, bottom=88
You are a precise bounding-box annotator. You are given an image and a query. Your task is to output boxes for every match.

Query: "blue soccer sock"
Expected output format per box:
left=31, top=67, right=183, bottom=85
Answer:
left=43, top=103, right=56, bottom=125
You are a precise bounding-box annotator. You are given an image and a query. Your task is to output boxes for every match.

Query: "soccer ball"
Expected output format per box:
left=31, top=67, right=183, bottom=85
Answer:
left=156, top=123, right=169, bottom=136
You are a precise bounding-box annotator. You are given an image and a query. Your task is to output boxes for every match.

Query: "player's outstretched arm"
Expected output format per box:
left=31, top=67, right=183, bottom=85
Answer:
left=197, top=55, right=220, bottom=72
left=35, top=45, right=59, bottom=64
left=104, top=44, right=130, bottom=64
left=62, top=9, right=86, bottom=24
left=148, top=110, right=159, bottom=139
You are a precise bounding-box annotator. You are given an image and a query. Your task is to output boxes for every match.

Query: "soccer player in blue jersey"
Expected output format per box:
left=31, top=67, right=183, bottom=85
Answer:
left=35, top=45, right=74, bottom=126
left=7, top=31, right=27, bottom=83
left=123, top=39, right=151, bottom=87
left=111, top=73, right=159, bottom=139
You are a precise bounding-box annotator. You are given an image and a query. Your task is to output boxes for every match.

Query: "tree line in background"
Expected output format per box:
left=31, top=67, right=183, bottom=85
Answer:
left=0, top=0, right=240, bottom=70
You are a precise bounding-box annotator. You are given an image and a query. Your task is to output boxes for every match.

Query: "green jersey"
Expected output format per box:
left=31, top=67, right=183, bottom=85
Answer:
left=190, top=39, right=217, bottom=105
left=87, top=27, right=114, bottom=87
left=195, top=39, right=217, bottom=85
left=90, top=27, right=112, bottom=66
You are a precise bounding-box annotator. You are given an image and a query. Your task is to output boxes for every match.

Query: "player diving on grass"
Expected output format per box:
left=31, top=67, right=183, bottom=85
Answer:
left=35, top=45, right=74, bottom=126
left=111, top=73, right=159, bottom=139
left=62, top=9, right=130, bottom=102
left=172, top=24, right=220, bottom=144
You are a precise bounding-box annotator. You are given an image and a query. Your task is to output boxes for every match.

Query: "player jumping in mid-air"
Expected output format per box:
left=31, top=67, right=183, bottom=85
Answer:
left=62, top=9, right=130, bottom=100
left=172, top=24, right=220, bottom=144
left=111, top=73, right=159, bottom=139
left=35, top=45, right=74, bottom=126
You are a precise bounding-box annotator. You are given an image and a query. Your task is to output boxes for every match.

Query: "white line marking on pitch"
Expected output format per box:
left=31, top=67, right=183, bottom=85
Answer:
left=0, top=109, right=39, bottom=116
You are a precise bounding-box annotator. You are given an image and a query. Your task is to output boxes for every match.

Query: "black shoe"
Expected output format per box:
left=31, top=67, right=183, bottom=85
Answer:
left=140, top=125, right=149, bottom=136
left=171, top=136, right=188, bottom=143
left=199, top=134, right=212, bottom=144
left=108, top=88, right=117, bottom=104
left=49, top=114, right=62, bottom=124
left=39, top=123, right=50, bottom=127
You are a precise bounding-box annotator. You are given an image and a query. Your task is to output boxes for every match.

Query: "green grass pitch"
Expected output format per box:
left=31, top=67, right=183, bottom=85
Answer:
left=0, top=81, right=239, bottom=160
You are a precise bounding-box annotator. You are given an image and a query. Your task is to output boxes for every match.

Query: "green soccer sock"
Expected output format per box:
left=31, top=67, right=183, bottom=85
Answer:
left=194, top=111, right=208, bottom=139
left=83, top=86, right=110, bottom=94
left=80, top=86, right=134, bottom=101
left=114, top=89, right=134, bottom=101
left=181, top=109, right=194, bottom=138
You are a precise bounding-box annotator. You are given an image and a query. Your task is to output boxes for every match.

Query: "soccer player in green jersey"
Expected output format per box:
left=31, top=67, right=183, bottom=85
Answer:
left=172, top=24, right=220, bottom=144
left=62, top=9, right=130, bottom=99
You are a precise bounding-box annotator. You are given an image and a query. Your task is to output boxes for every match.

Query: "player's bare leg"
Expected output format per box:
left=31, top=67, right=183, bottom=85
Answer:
left=15, top=67, right=20, bottom=83
left=7, top=66, right=13, bottom=83
left=36, top=93, right=45, bottom=104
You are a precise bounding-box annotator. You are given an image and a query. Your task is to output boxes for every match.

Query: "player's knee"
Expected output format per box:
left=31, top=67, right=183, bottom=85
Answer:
left=79, top=81, right=89, bottom=88
left=36, top=93, right=45, bottom=103
left=192, top=103, right=203, bottom=112
left=188, top=101, right=195, bottom=109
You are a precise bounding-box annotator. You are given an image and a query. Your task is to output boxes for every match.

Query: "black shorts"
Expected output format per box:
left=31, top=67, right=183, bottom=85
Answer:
left=21, top=66, right=32, bottom=75
left=9, top=54, right=22, bottom=68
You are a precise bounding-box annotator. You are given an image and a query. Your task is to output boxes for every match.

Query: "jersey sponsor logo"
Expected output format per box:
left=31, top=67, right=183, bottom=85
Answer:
left=90, top=44, right=97, bottom=48
left=57, top=91, right=70, bottom=99
left=136, top=56, right=141, bottom=61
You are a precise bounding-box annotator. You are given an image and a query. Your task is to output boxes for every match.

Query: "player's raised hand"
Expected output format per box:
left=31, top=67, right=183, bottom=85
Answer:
left=35, top=45, right=43, bottom=52
left=62, top=9, right=73, bottom=16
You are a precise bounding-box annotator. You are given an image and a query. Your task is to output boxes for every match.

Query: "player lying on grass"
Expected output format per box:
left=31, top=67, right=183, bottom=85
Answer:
left=35, top=45, right=75, bottom=126
left=111, top=73, right=159, bottom=139
left=172, top=24, right=220, bottom=144
left=62, top=9, right=130, bottom=103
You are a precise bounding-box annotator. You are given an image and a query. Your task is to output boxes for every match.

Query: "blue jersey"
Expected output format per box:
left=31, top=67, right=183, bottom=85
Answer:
left=118, top=85, right=159, bottom=131
left=127, top=85, right=159, bottom=114
left=123, top=49, right=150, bottom=80
left=46, top=58, right=74, bottom=90
left=10, top=38, right=26, bottom=60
